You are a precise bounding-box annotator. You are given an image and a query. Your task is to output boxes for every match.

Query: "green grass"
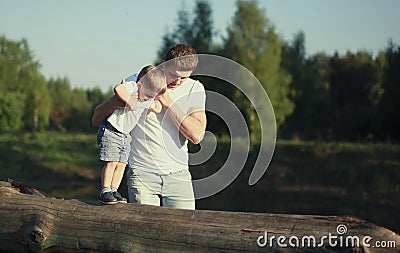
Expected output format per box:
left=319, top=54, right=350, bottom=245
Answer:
left=0, top=131, right=101, bottom=198
left=0, top=132, right=399, bottom=232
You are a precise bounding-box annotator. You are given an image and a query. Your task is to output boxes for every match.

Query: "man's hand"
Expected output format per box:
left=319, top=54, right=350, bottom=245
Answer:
left=156, top=90, right=174, bottom=108
left=157, top=89, right=206, bottom=144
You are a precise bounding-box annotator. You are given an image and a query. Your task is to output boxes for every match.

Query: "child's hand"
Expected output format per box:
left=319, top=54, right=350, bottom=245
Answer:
left=156, top=90, right=174, bottom=108
left=126, top=92, right=138, bottom=111
left=150, top=99, right=162, bottom=113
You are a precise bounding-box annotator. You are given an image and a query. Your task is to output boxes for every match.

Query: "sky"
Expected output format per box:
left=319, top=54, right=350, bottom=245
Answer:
left=1, top=0, right=399, bottom=92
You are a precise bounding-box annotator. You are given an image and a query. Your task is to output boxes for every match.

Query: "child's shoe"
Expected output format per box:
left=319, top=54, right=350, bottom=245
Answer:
left=98, top=191, right=118, bottom=205
left=113, top=191, right=127, bottom=203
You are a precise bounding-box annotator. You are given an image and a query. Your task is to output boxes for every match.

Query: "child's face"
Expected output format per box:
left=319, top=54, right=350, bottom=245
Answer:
left=137, top=82, right=156, bottom=102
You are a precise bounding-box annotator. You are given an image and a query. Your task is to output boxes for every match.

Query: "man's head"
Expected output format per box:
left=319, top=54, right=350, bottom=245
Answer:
left=136, top=65, right=166, bottom=102
left=163, top=44, right=198, bottom=89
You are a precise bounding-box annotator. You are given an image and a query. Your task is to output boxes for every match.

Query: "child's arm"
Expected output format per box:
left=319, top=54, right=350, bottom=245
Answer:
left=91, top=95, right=125, bottom=127
left=114, top=83, right=138, bottom=110
left=150, top=99, right=163, bottom=113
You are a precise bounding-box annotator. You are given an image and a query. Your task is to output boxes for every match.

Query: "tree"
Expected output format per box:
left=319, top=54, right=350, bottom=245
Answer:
left=379, top=41, right=400, bottom=141
left=48, top=77, right=73, bottom=130
left=86, top=86, right=113, bottom=109
left=0, top=36, right=27, bottom=130
left=0, top=93, right=25, bottom=131
left=281, top=32, right=331, bottom=139
left=222, top=0, right=293, bottom=141
left=0, top=35, right=50, bottom=131
left=2, top=181, right=399, bottom=253
left=156, top=0, right=214, bottom=62
left=64, top=88, right=92, bottom=132
left=190, top=0, right=214, bottom=53
left=24, top=73, right=51, bottom=131
left=328, top=51, right=383, bottom=140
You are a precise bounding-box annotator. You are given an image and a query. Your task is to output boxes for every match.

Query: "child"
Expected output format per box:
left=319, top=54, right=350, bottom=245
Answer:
left=97, top=65, right=166, bottom=204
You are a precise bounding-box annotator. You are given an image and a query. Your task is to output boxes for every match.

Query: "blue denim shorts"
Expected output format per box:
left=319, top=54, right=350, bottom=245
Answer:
left=97, top=121, right=131, bottom=164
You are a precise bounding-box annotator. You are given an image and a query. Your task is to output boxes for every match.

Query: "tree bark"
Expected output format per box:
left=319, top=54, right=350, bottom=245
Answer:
left=0, top=180, right=398, bottom=253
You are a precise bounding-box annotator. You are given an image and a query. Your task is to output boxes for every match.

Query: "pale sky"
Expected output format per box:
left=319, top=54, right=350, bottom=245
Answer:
left=1, top=0, right=399, bottom=91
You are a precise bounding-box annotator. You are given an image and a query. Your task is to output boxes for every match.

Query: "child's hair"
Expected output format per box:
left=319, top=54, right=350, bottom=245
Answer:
left=137, top=65, right=166, bottom=96
left=164, top=44, right=198, bottom=72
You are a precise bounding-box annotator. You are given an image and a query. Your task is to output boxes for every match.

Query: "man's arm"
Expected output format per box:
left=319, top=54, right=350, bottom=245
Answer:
left=91, top=95, right=125, bottom=127
left=157, top=92, right=206, bottom=144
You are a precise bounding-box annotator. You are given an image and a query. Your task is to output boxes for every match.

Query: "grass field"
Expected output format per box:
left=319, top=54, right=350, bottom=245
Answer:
left=0, top=131, right=101, bottom=198
left=0, top=131, right=399, bottom=233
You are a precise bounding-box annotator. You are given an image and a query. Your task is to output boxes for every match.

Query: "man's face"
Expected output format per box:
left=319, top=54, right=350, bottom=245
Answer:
left=164, top=67, right=192, bottom=89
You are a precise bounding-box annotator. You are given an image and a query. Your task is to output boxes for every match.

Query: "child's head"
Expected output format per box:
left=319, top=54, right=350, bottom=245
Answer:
left=136, top=65, right=166, bottom=102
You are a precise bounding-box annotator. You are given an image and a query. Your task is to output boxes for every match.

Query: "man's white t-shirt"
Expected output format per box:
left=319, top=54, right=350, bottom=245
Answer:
left=106, top=75, right=153, bottom=134
left=129, top=78, right=206, bottom=174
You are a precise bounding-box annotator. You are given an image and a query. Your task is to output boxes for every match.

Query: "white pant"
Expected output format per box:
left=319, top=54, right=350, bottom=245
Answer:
left=126, top=167, right=195, bottom=210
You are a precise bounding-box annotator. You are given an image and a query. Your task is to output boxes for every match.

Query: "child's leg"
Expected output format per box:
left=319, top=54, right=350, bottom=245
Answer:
left=101, top=161, right=119, bottom=190
left=98, top=161, right=119, bottom=204
left=111, top=162, right=126, bottom=191
left=110, top=163, right=128, bottom=203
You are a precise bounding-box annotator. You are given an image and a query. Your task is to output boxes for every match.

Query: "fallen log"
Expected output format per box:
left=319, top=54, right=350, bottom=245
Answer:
left=0, top=180, right=398, bottom=252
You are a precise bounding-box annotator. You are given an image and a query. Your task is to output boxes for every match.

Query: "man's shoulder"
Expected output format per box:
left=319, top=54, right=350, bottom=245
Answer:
left=187, top=78, right=205, bottom=92
left=172, top=78, right=205, bottom=98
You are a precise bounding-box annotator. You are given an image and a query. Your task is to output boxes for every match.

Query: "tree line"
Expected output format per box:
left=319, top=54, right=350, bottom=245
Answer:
left=0, top=36, right=112, bottom=132
left=1, top=0, right=399, bottom=142
left=157, top=0, right=400, bottom=142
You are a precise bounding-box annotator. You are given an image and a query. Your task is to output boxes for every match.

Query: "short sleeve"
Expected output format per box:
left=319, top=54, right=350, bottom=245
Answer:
left=123, top=81, right=138, bottom=94
left=188, top=81, right=206, bottom=111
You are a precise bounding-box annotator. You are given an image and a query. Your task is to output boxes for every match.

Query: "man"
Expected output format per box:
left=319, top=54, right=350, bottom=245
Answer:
left=92, top=44, right=207, bottom=209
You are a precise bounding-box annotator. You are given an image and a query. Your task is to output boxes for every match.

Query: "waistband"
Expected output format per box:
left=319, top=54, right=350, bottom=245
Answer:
left=103, top=120, right=123, bottom=134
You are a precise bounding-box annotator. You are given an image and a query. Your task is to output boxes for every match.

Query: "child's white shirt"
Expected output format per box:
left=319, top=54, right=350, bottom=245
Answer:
left=106, top=77, right=153, bottom=134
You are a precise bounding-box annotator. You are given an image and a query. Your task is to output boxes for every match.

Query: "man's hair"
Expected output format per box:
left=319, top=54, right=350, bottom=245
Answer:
left=137, top=65, right=166, bottom=95
left=164, top=44, right=198, bottom=72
